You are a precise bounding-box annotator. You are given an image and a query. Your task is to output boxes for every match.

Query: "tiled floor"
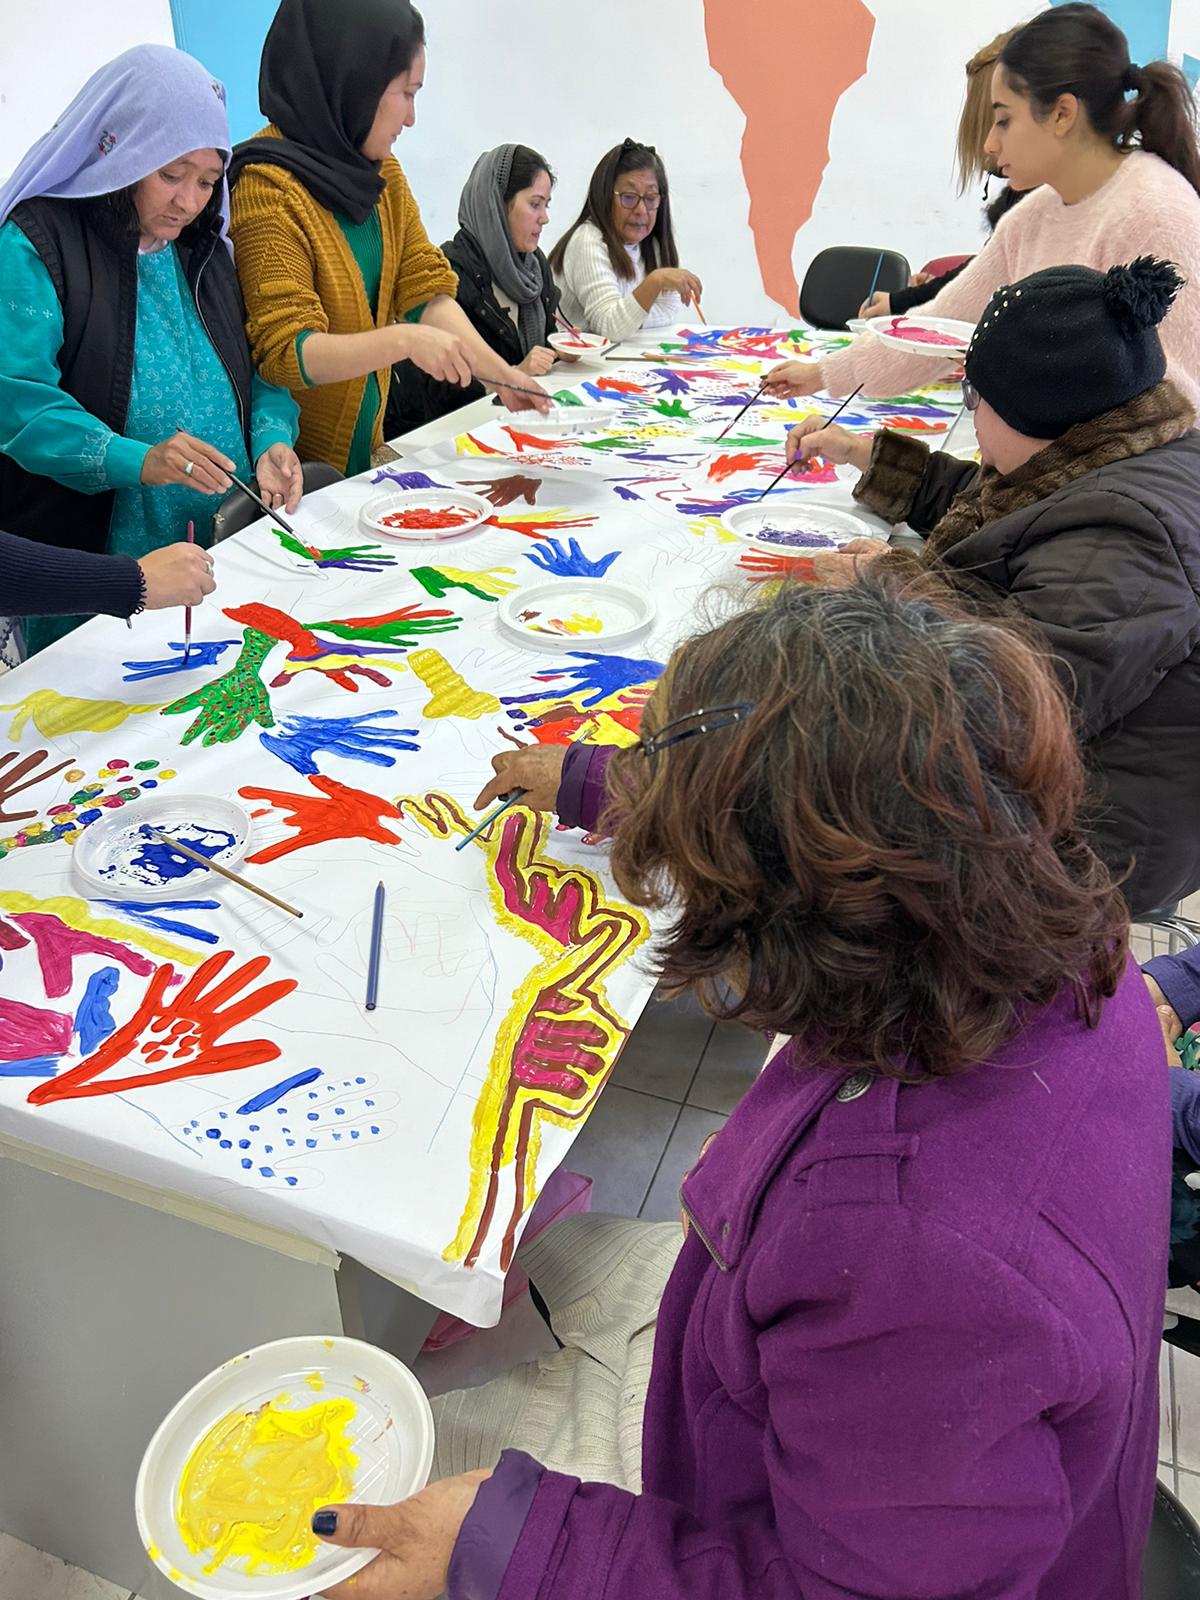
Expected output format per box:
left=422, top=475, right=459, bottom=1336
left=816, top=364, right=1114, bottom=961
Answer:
left=15, top=917, right=1200, bottom=1594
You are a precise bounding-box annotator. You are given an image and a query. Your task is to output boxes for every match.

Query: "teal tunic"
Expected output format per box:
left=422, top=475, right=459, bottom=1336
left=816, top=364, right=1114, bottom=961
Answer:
left=0, top=219, right=298, bottom=654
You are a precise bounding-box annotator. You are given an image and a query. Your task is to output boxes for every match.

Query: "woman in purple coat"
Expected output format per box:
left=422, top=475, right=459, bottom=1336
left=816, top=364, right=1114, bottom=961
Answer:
left=314, top=576, right=1168, bottom=1599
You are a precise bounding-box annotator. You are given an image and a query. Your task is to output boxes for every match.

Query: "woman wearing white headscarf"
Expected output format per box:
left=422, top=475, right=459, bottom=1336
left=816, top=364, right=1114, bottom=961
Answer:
left=0, top=43, right=300, bottom=654
left=387, top=142, right=563, bottom=434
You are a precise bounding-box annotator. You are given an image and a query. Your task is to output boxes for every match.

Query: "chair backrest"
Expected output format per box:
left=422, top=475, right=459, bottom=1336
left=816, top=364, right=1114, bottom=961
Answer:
left=211, top=460, right=345, bottom=543
left=919, top=254, right=973, bottom=281
left=1143, top=1481, right=1200, bottom=1598
left=799, top=246, right=911, bottom=332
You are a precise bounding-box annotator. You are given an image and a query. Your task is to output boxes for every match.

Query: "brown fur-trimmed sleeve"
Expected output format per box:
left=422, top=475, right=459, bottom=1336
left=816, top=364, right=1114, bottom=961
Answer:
left=852, top=431, right=931, bottom=526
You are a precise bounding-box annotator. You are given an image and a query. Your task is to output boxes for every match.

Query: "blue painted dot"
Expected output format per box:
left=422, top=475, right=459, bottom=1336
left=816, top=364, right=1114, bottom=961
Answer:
left=219, top=1139, right=232, bottom=1149
left=141, top=778, right=158, bottom=789
left=238, top=1139, right=250, bottom=1150
left=259, top=1166, right=275, bottom=1178
left=241, top=1158, right=252, bottom=1169
left=364, top=1099, right=375, bottom=1108
left=308, top=1091, right=318, bottom=1100
left=285, top=1139, right=295, bottom=1148
left=218, top=1111, right=227, bottom=1120
left=264, top=1146, right=273, bottom=1155
left=281, top=1127, right=290, bottom=1135
left=355, top=1077, right=365, bottom=1085
left=188, top=1121, right=197, bottom=1130
left=78, top=808, right=102, bottom=823
left=305, top=1139, right=317, bottom=1149
left=285, top=1176, right=298, bottom=1187
left=249, top=1124, right=260, bottom=1132
left=206, top=1128, right=220, bottom=1140
left=332, top=1132, right=342, bottom=1141
left=350, top=1130, right=360, bottom=1140
left=277, top=1107, right=286, bottom=1115
left=370, top=1126, right=380, bottom=1135
left=334, top=1106, right=345, bottom=1116
left=307, top=1112, right=319, bottom=1121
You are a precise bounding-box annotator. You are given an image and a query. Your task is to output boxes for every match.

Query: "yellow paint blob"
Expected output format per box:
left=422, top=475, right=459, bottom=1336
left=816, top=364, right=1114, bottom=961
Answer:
left=549, top=612, right=602, bottom=637
left=305, top=1371, right=325, bottom=1392
left=177, top=1396, right=358, bottom=1576
left=408, top=649, right=500, bottom=720
left=0, top=689, right=164, bottom=739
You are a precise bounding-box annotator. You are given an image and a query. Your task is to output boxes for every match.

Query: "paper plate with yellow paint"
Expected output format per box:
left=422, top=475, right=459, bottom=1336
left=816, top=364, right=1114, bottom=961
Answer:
left=135, top=1334, right=434, bottom=1600
left=497, top=578, right=655, bottom=652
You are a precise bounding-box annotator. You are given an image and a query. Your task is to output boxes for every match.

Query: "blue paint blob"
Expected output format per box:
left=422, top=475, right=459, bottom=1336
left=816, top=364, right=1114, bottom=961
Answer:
left=238, top=1139, right=250, bottom=1149
left=101, top=824, right=238, bottom=888
left=307, top=1112, right=319, bottom=1121
left=219, top=1139, right=232, bottom=1149
left=305, top=1139, right=317, bottom=1149
left=206, top=1128, right=221, bottom=1140
left=237, top=1068, right=322, bottom=1115
left=241, top=1159, right=252, bottom=1169
left=286, top=1176, right=298, bottom=1186
left=370, top=1125, right=380, bottom=1135
left=334, top=1106, right=345, bottom=1116
left=73, top=965, right=120, bottom=1054
left=0, top=1057, right=60, bottom=1077
left=259, top=1166, right=275, bottom=1178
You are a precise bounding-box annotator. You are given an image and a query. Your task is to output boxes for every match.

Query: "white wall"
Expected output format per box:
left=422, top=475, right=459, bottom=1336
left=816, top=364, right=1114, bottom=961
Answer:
left=0, top=0, right=175, bottom=183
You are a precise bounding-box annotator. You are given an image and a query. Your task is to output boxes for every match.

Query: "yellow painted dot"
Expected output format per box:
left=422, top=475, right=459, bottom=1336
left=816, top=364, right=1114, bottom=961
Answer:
left=97, top=768, right=113, bottom=779
left=160, top=769, right=177, bottom=780
left=305, top=1371, right=325, bottom=1391
left=65, top=768, right=84, bottom=782
left=26, top=822, right=45, bottom=835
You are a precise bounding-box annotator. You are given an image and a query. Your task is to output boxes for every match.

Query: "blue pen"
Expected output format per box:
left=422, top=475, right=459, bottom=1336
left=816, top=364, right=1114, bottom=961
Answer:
left=455, top=789, right=527, bottom=852
left=364, top=880, right=385, bottom=1011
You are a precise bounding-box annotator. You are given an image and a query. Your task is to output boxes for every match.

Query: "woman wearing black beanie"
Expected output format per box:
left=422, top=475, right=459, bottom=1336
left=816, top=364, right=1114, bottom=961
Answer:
left=786, top=256, right=1200, bottom=920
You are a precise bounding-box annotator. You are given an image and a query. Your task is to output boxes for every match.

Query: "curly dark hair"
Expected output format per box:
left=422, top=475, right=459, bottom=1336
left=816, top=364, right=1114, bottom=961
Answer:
left=606, top=575, right=1128, bottom=1080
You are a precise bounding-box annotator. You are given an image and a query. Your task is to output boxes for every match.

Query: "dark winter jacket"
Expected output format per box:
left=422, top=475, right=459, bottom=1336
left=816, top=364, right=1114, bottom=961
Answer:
left=857, top=381, right=1200, bottom=918
left=384, top=226, right=559, bottom=438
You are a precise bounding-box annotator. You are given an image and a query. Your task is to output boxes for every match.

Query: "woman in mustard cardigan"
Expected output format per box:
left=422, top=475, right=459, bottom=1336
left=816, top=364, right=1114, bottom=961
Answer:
left=228, top=0, right=547, bottom=475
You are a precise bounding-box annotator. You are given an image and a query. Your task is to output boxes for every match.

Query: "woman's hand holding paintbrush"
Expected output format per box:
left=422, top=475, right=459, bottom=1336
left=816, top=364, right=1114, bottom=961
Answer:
left=475, top=746, right=566, bottom=814
left=784, top=414, right=874, bottom=473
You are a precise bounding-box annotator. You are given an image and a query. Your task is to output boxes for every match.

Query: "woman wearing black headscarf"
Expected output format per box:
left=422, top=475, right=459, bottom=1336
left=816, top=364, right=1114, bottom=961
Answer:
left=228, top=0, right=548, bottom=474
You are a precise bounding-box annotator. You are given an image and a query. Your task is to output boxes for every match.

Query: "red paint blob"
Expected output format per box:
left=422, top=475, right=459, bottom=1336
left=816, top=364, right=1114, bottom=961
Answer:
left=379, top=505, right=478, bottom=531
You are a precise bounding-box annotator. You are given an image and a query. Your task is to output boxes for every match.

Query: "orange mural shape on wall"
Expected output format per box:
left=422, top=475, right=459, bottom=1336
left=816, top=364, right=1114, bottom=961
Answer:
left=704, top=0, right=875, bottom=311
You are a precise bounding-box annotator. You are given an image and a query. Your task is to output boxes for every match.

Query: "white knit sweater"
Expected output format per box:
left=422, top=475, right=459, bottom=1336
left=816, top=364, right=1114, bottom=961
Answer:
left=554, top=221, right=686, bottom=341
left=820, top=152, right=1200, bottom=410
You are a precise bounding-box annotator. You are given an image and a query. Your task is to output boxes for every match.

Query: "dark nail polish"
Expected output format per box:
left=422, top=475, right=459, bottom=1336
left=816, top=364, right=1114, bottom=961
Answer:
left=312, top=1510, right=338, bottom=1536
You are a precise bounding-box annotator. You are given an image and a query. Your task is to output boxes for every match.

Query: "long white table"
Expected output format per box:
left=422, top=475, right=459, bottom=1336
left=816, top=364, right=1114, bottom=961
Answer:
left=0, top=323, right=966, bottom=1592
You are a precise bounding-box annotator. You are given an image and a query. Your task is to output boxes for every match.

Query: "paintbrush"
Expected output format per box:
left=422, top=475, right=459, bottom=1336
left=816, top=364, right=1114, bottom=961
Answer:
left=712, top=381, right=768, bottom=444
left=183, top=519, right=195, bottom=666
left=863, top=248, right=886, bottom=309
left=455, top=788, right=527, bottom=852
left=554, top=308, right=587, bottom=341
left=693, top=298, right=708, bottom=326
left=226, top=469, right=298, bottom=538
left=755, top=384, right=864, bottom=501
left=479, top=375, right=555, bottom=405
left=151, top=830, right=304, bottom=919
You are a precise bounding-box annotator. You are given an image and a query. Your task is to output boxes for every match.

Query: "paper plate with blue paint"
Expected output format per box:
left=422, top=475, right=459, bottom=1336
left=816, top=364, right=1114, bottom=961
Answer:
left=721, top=501, right=875, bottom=551
left=498, top=578, right=655, bottom=651
left=72, top=793, right=251, bottom=903
left=135, top=1333, right=434, bottom=1600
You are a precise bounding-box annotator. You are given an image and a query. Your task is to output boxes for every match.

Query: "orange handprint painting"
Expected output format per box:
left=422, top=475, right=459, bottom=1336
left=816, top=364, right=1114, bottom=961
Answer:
left=398, top=794, right=650, bottom=1270
left=27, top=950, right=297, bottom=1105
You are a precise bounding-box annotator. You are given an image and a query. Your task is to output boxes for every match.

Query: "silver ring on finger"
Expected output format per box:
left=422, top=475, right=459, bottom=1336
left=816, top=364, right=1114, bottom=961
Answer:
left=184, top=460, right=195, bottom=477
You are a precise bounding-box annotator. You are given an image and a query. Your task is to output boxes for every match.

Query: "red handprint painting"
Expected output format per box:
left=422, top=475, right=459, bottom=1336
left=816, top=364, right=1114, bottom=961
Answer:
left=28, top=950, right=297, bottom=1105
left=398, top=793, right=650, bottom=1270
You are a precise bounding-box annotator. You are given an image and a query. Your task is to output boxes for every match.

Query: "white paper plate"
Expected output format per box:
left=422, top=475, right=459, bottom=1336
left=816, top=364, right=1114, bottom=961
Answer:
left=549, top=331, right=613, bottom=362
left=501, top=403, right=617, bottom=436
left=136, top=1334, right=434, bottom=1600
left=866, top=315, right=974, bottom=355
left=720, top=501, right=875, bottom=551
left=845, top=317, right=873, bottom=335
left=497, top=579, right=655, bottom=651
left=72, top=793, right=250, bottom=903
left=359, top=487, right=490, bottom=542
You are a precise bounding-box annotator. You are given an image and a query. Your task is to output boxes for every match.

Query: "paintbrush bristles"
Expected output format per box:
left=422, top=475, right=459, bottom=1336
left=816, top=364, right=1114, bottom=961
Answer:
left=151, top=830, right=303, bottom=919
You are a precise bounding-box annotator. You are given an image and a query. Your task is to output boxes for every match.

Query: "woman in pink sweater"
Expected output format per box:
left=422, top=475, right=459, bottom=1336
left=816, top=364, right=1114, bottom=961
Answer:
left=767, top=3, right=1200, bottom=407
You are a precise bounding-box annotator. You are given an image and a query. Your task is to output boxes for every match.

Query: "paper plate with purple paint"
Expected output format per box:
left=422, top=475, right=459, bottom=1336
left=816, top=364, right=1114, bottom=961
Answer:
left=497, top=578, right=655, bottom=651
left=720, top=502, right=875, bottom=551
left=72, top=793, right=251, bottom=903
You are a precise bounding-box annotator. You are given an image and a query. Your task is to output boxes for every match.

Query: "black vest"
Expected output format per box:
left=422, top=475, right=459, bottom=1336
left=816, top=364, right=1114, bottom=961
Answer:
left=0, top=197, right=255, bottom=555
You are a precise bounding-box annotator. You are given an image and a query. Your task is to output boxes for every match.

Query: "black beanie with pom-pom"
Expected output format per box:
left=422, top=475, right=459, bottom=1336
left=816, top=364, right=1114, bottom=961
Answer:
left=963, top=255, right=1184, bottom=439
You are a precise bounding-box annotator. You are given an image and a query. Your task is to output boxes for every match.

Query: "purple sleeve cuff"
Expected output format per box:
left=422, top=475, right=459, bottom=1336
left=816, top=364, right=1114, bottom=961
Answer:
left=556, top=744, right=618, bottom=833
left=447, top=1449, right=544, bottom=1600
left=1145, top=946, right=1200, bottom=1031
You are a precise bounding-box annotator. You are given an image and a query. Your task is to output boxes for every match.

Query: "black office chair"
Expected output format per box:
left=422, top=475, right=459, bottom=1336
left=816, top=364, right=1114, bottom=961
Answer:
left=211, top=460, right=345, bottom=544
left=1144, top=1480, right=1200, bottom=1597
left=799, top=246, right=911, bottom=332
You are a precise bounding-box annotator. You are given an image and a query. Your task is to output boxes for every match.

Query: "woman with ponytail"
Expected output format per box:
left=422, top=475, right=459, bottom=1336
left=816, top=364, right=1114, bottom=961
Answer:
left=767, top=3, right=1200, bottom=407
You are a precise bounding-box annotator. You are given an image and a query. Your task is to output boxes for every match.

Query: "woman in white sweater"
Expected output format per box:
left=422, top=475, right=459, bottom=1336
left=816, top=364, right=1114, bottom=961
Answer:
left=548, top=139, right=702, bottom=341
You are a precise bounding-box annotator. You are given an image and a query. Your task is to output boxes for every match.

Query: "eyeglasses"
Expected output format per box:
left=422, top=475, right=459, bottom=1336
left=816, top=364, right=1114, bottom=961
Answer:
left=638, top=703, right=754, bottom=762
left=614, top=190, right=661, bottom=212
left=963, top=378, right=981, bottom=412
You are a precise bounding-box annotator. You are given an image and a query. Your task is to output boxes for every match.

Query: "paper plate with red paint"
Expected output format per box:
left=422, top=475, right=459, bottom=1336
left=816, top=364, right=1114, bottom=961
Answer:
left=497, top=578, right=655, bottom=651
left=548, top=331, right=613, bottom=362
left=866, top=315, right=974, bottom=355
left=359, top=488, right=490, bottom=542
left=72, top=792, right=251, bottom=903
left=136, top=1333, right=434, bottom=1600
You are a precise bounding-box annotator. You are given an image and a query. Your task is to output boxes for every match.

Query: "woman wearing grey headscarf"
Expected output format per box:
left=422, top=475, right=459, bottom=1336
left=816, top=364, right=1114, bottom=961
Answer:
left=387, top=143, right=562, bottom=434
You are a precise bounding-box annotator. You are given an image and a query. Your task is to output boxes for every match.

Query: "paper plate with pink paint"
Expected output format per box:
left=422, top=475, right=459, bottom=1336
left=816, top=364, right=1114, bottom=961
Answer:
left=866, top=315, right=974, bottom=355
left=720, top=502, right=875, bottom=552
left=497, top=578, right=655, bottom=651
left=549, top=331, right=614, bottom=362
left=360, top=487, right=490, bottom=542
left=135, top=1333, right=433, bottom=1600
left=72, top=793, right=251, bottom=903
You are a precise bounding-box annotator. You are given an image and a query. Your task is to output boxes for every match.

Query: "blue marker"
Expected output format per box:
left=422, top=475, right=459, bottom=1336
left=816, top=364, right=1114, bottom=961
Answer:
left=455, top=789, right=527, bottom=852
left=365, top=880, right=385, bottom=1011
